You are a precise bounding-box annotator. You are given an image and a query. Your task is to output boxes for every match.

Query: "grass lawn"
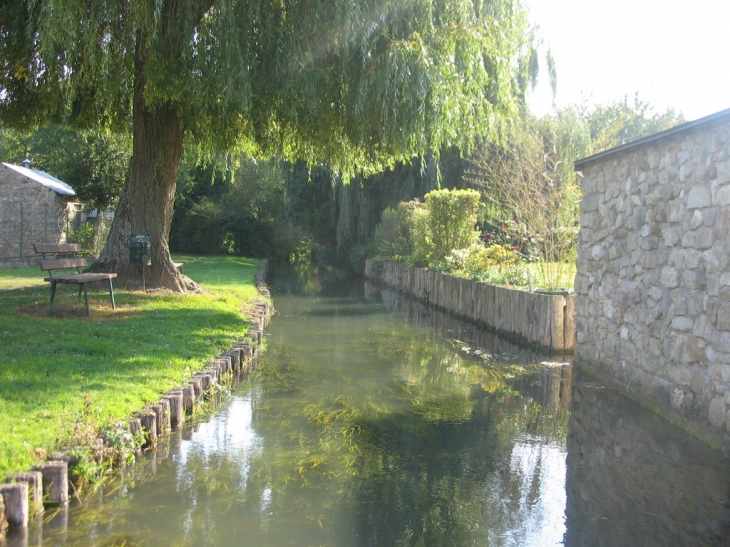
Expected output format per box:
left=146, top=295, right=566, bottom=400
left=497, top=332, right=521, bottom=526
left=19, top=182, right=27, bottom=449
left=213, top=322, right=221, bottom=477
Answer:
left=0, top=255, right=265, bottom=477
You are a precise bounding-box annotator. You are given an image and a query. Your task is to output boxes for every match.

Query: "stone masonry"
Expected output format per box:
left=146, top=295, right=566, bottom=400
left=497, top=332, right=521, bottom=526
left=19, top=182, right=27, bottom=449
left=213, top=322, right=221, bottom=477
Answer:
left=574, top=109, right=730, bottom=445
left=0, top=164, right=76, bottom=267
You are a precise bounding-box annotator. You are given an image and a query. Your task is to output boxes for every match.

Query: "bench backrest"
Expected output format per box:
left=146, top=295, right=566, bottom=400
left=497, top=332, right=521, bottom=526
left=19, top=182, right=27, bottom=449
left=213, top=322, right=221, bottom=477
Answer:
left=38, top=257, right=90, bottom=273
left=33, top=243, right=87, bottom=275
left=33, top=243, right=83, bottom=255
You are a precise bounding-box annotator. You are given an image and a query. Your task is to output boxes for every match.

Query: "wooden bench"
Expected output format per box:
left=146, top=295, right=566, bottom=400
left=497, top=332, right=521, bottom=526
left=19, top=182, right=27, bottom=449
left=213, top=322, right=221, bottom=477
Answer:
left=33, top=243, right=117, bottom=316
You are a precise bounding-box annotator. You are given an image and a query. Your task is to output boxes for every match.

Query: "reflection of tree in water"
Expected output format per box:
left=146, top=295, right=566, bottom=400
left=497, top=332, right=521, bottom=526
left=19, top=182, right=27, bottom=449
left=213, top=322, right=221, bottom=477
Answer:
left=41, top=274, right=573, bottom=547
left=38, top=273, right=730, bottom=546
left=248, top=317, right=569, bottom=547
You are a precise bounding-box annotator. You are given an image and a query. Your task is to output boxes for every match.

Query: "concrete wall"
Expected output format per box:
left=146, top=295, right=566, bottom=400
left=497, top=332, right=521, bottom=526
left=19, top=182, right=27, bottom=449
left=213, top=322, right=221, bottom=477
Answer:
left=575, top=110, right=730, bottom=444
left=0, top=166, right=74, bottom=266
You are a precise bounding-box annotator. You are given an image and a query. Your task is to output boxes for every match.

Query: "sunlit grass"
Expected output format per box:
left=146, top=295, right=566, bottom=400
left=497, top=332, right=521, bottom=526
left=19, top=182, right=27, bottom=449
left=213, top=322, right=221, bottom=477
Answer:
left=0, top=255, right=264, bottom=476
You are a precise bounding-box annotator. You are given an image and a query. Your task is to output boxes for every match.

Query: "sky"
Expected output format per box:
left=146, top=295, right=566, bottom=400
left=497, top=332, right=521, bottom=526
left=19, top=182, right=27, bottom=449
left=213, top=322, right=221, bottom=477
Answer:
left=523, top=0, right=730, bottom=121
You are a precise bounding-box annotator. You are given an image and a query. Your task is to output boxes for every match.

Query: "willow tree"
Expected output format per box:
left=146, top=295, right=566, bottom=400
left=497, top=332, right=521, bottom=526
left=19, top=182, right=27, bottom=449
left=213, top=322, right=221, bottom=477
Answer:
left=0, top=0, right=537, bottom=290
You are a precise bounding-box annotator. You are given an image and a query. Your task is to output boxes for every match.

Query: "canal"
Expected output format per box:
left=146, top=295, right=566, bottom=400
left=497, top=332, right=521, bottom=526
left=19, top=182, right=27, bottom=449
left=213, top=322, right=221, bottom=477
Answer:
left=16, top=267, right=730, bottom=546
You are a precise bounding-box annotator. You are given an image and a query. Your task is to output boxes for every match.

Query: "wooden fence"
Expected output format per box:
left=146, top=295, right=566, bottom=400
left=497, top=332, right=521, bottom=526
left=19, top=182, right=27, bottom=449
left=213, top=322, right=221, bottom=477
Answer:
left=364, top=259, right=575, bottom=352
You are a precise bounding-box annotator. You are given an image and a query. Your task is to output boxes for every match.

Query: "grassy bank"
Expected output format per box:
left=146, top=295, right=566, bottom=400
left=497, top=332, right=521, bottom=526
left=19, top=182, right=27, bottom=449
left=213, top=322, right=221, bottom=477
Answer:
left=0, top=255, right=264, bottom=477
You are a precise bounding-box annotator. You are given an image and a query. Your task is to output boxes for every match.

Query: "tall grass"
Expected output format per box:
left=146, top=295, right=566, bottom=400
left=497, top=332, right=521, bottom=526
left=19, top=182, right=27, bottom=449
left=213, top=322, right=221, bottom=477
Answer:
left=0, top=255, right=263, bottom=476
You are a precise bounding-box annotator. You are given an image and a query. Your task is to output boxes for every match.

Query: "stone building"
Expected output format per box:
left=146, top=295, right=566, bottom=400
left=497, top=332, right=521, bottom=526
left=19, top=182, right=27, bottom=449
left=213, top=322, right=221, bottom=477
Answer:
left=574, top=108, right=730, bottom=445
left=0, top=162, right=81, bottom=268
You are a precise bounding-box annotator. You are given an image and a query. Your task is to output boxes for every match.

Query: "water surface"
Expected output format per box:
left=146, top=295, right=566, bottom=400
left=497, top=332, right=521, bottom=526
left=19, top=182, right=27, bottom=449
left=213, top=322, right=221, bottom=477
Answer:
left=16, top=267, right=730, bottom=547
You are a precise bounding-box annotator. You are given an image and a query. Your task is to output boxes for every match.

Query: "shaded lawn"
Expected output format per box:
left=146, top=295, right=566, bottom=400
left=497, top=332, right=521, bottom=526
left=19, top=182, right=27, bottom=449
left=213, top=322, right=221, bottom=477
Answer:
left=0, top=255, right=264, bottom=476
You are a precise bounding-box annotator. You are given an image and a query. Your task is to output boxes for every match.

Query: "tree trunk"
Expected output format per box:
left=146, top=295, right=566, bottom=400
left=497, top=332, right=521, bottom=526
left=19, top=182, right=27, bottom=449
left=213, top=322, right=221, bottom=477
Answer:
left=93, top=207, right=103, bottom=257
left=93, top=52, right=199, bottom=292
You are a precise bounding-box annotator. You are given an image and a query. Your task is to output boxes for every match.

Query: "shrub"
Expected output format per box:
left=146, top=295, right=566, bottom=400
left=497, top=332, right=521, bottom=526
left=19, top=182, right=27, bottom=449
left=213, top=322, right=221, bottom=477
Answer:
left=479, top=219, right=540, bottom=263
left=424, top=188, right=481, bottom=264
left=70, top=223, right=96, bottom=256
left=369, top=190, right=481, bottom=268
left=372, top=208, right=401, bottom=257
left=444, top=243, right=527, bottom=286
left=407, top=202, right=432, bottom=267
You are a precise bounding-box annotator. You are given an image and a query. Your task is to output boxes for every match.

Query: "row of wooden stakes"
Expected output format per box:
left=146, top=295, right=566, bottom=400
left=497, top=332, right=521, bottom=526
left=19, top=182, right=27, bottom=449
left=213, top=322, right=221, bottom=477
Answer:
left=0, top=261, right=273, bottom=538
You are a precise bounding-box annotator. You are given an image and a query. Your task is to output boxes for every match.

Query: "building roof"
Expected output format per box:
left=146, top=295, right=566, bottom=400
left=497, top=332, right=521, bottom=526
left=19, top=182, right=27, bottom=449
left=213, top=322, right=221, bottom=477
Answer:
left=574, top=107, right=730, bottom=170
left=2, top=162, right=76, bottom=196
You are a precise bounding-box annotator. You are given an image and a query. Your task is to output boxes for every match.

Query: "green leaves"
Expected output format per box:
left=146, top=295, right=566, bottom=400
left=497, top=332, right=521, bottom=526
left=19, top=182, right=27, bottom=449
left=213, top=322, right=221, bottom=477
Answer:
left=4, top=0, right=537, bottom=177
left=424, top=188, right=481, bottom=264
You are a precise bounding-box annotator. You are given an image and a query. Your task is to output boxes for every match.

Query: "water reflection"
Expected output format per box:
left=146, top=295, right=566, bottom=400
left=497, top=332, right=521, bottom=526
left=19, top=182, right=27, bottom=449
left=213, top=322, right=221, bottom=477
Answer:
left=365, top=283, right=572, bottom=546
left=14, top=269, right=730, bottom=547
left=364, top=282, right=569, bottom=367
left=565, top=369, right=730, bottom=547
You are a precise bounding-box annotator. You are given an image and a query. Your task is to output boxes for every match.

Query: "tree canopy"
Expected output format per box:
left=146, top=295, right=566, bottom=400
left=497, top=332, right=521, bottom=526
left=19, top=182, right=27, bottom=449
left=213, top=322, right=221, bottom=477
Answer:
left=0, top=0, right=539, bottom=289
left=2, top=0, right=536, bottom=171
left=0, top=126, right=130, bottom=212
left=578, top=94, right=684, bottom=155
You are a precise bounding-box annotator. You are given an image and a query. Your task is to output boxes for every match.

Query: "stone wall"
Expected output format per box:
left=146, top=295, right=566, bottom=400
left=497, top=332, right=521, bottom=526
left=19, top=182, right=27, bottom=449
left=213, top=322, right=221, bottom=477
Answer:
left=575, top=110, right=730, bottom=444
left=0, top=167, right=73, bottom=266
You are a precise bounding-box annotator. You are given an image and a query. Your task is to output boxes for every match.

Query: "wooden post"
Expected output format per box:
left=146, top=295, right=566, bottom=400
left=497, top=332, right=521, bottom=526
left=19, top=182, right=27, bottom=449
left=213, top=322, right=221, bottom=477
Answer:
left=138, top=410, right=158, bottom=447
left=33, top=461, right=68, bottom=506
left=6, top=472, right=43, bottom=515
left=205, top=365, right=221, bottom=384
left=213, top=364, right=223, bottom=382
left=236, top=341, right=251, bottom=359
left=0, top=482, right=28, bottom=527
left=564, top=296, right=575, bottom=351
left=216, top=355, right=228, bottom=374
left=225, top=349, right=240, bottom=372
left=194, top=372, right=211, bottom=393
left=181, top=384, right=195, bottom=414
left=214, top=360, right=226, bottom=378
left=159, top=399, right=171, bottom=433
left=219, top=356, right=231, bottom=375
left=163, top=391, right=184, bottom=429
left=150, top=402, right=169, bottom=436
left=189, top=376, right=203, bottom=399
left=203, top=367, right=221, bottom=386
left=0, top=494, right=7, bottom=535
left=204, top=364, right=218, bottom=384
left=128, top=417, right=142, bottom=440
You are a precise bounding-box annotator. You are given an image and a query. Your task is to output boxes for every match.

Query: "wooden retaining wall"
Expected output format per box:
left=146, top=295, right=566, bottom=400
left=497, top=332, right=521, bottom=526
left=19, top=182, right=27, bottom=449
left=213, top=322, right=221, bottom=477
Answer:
left=364, top=259, right=574, bottom=352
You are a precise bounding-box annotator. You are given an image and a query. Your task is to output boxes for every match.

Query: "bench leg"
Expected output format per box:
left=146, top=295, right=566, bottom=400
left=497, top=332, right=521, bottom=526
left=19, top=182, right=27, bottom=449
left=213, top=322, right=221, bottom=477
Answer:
left=49, top=281, right=58, bottom=309
left=82, top=283, right=90, bottom=316
left=108, top=279, right=116, bottom=309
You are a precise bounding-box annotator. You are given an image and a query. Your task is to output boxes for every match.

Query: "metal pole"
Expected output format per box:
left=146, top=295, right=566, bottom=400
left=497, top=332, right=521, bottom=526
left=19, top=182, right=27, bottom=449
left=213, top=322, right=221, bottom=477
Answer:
left=19, top=201, right=23, bottom=259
